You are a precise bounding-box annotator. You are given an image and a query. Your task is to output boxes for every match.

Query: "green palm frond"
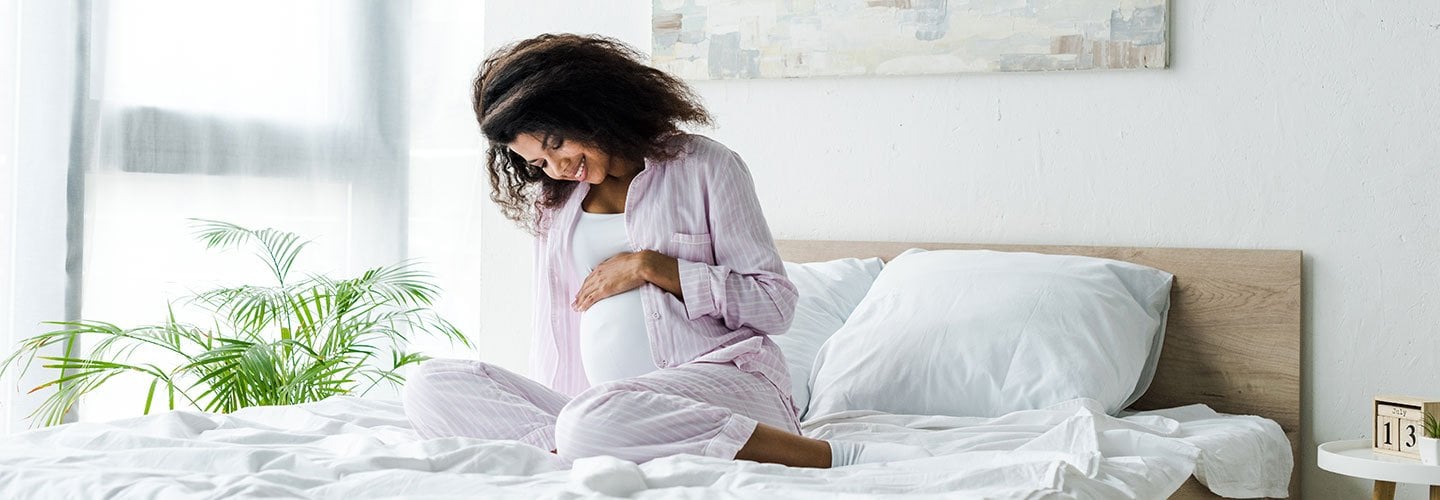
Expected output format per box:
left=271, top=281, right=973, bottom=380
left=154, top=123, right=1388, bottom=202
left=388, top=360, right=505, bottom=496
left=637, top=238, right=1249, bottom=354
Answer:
left=0, top=219, right=473, bottom=427
left=188, top=218, right=311, bottom=286
left=189, top=219, right=254, bottom=249
left=358, top=350, right=430, bottom=397
left=21, top=354, right=197, bottom=427
left=351, top=260, right=445, bottom=307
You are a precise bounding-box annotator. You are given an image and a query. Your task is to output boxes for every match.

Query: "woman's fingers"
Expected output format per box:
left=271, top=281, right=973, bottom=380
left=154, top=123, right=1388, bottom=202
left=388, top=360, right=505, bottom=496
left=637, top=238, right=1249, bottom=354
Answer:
left=574, top=266, right=613, bottom=311
left=574, top=252, right=646, bottom=311
left=573, top=277, right=594, bottom=310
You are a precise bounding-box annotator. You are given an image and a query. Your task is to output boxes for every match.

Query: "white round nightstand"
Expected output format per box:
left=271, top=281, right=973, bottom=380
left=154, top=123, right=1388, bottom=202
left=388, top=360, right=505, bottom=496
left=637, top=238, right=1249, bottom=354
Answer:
left=1318, top=439, right=1440, bottom=500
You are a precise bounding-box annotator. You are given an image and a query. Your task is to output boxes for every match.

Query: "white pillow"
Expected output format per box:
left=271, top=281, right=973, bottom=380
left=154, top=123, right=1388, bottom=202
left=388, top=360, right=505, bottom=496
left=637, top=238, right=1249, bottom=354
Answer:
left=806, top=249, right=1173, bottom=419
left=774, top=257, right=885, bottom=419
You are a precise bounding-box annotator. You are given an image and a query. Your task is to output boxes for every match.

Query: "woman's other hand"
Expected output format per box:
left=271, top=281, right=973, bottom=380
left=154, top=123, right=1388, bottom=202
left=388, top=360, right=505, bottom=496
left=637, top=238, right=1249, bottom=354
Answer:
left=574, top=250, right=682, bottom=311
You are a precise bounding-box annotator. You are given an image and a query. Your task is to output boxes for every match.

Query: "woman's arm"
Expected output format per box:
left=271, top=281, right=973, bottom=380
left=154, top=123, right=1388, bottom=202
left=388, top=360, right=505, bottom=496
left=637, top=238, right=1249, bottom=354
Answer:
left=672, top=148, right=797, bottom=336
left=640, top=251, right=683, bottom=298
left=571, top=142, right=795, bottom=336
left=572, top=250, right=681, bottom=310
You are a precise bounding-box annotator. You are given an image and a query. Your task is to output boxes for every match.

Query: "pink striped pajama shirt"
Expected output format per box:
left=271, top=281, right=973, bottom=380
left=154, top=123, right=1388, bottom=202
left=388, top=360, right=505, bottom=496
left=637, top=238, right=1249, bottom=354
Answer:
left=404, top=134, right=802, bottom=463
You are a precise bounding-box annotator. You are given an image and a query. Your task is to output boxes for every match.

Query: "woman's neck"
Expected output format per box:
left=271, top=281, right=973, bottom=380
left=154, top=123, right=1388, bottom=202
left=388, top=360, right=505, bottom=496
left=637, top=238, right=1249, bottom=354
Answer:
left=605, top=156, right=644, bottom=181
left=583, top=157, right=643, bottom=214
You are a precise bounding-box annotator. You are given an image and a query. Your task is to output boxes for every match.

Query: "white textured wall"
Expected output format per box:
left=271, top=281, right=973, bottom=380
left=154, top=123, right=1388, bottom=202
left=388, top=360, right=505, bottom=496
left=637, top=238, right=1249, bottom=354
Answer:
left=477, top=2, right=1440, bottom=497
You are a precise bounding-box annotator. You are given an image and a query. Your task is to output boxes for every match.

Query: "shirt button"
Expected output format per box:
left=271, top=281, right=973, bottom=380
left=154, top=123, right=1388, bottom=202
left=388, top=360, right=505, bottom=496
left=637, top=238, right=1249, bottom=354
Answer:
left=649, top=312, right=661, bottom=320
left=658, top=359, right=670, bottom=368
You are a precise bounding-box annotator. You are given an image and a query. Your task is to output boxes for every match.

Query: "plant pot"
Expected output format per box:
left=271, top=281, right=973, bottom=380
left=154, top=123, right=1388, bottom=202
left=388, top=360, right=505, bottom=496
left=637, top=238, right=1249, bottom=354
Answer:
left=1420, top=437, right=1440, bottom=466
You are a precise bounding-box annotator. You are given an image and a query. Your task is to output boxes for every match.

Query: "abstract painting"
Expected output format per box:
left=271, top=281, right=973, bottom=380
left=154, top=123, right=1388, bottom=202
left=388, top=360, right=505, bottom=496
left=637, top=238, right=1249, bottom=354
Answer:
left=652, top=0, right=1168, bottom=79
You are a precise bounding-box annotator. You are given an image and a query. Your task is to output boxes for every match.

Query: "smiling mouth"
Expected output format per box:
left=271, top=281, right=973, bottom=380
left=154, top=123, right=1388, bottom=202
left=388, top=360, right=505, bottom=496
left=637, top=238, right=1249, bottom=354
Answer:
left=573, top=156, right=587, bottom=181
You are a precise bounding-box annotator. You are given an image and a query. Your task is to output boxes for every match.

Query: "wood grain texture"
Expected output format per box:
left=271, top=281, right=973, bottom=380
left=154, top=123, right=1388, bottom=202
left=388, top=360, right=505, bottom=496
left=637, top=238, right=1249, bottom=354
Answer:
left=1374, top=480, right=1396, bottom=500
left=776, top=240, right=1303, bottom=499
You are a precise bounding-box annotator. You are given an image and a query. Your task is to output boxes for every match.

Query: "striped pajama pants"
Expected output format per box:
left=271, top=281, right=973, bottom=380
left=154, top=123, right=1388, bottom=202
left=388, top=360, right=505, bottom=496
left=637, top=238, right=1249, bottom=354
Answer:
left=402, top=358, right=802, bottom=464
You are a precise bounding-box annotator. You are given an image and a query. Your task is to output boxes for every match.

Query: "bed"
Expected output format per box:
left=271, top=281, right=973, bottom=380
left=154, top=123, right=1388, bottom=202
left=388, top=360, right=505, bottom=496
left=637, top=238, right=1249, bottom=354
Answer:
left=0, top=240, right=1302, bottom=499
left=777, top=240, right=1302, bottom=499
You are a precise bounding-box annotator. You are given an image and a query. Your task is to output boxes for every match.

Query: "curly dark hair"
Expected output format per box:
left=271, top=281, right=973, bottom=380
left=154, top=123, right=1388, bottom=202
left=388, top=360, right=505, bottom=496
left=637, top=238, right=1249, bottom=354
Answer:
left=473, top=33, right=713, bottom=234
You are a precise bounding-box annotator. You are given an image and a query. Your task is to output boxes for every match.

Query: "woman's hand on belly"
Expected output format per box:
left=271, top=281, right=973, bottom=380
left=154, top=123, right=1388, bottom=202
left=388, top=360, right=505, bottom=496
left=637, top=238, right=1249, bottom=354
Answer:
left=574, top=250, right=682, bottom=311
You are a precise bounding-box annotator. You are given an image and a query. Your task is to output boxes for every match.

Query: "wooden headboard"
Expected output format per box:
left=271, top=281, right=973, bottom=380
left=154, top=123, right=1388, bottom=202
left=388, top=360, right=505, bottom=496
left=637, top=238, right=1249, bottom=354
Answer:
left=777, top=240, right=1303, bottom=499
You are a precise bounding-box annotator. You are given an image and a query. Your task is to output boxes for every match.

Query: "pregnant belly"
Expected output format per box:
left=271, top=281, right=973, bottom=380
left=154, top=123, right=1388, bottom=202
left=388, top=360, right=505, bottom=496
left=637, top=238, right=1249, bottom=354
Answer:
left=578, top=289, right=657, bottom=383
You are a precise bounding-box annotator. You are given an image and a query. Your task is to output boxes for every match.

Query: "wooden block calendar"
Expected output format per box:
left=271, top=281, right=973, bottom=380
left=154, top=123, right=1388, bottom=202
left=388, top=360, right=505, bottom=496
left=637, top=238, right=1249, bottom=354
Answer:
left=1373, top=395, right=1440, bottom=459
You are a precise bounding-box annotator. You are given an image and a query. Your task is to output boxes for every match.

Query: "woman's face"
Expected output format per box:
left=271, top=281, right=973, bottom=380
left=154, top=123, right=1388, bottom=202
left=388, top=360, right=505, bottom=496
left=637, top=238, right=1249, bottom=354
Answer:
left=507, top=133, right=611, bottom=185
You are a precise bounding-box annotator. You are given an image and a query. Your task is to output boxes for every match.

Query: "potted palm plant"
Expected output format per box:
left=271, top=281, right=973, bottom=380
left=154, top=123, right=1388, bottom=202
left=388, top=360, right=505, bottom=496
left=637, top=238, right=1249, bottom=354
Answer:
left=1422, top=412, right=1440, bottom=465
left=1, top=219, right=471, bottom=427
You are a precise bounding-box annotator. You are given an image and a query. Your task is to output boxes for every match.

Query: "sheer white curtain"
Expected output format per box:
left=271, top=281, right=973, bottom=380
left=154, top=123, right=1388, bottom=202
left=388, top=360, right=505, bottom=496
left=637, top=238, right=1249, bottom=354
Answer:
left=3, top=0, right=487, bottom=431
left=0, top=1, right=10, bottom=433
left=3, top=0, right=79, bottom=435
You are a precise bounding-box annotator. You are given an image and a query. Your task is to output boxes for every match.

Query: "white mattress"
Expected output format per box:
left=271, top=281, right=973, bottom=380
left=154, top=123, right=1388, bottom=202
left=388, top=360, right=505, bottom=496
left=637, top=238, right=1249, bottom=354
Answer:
left=0, top=396, right=1291, bottom=499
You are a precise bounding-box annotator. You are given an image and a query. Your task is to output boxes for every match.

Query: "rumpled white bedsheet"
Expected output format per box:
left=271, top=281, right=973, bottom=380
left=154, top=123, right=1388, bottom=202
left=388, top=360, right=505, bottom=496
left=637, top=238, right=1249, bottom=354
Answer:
left=0, top=397, right=1290, bottom=499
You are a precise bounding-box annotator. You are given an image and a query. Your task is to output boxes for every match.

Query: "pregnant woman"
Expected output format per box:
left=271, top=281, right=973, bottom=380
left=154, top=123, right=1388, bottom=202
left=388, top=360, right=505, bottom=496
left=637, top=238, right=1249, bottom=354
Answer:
left=403, top=34, right=928, bottom=468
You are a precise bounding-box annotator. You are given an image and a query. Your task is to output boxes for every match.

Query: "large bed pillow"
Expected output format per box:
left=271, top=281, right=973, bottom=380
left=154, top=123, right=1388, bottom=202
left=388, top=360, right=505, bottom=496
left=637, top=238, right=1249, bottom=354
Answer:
left=805, top=249, right=1173, bottom=420
left=774, top=257, right=885, bottom=419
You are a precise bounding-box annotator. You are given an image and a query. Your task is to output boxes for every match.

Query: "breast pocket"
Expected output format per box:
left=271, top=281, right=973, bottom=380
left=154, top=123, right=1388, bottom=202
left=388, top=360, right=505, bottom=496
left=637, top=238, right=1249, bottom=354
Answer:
left=669, top=232, right=716, bottom=265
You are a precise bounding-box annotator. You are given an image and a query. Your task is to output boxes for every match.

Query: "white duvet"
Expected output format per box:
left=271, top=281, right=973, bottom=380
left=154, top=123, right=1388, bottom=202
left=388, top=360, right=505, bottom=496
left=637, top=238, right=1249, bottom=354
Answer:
left=0, top=397, right=1290, bottom=499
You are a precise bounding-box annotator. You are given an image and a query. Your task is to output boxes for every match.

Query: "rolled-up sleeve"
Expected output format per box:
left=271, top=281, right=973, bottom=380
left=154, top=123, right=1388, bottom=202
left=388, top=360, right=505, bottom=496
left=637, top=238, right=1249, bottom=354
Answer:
left=676, top=150, right=797, bottom=336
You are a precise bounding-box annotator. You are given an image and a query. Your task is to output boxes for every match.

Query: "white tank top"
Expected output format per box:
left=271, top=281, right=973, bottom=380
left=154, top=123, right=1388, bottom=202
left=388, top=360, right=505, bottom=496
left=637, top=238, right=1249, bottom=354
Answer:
left=571, top=211, right=658, bottom=384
